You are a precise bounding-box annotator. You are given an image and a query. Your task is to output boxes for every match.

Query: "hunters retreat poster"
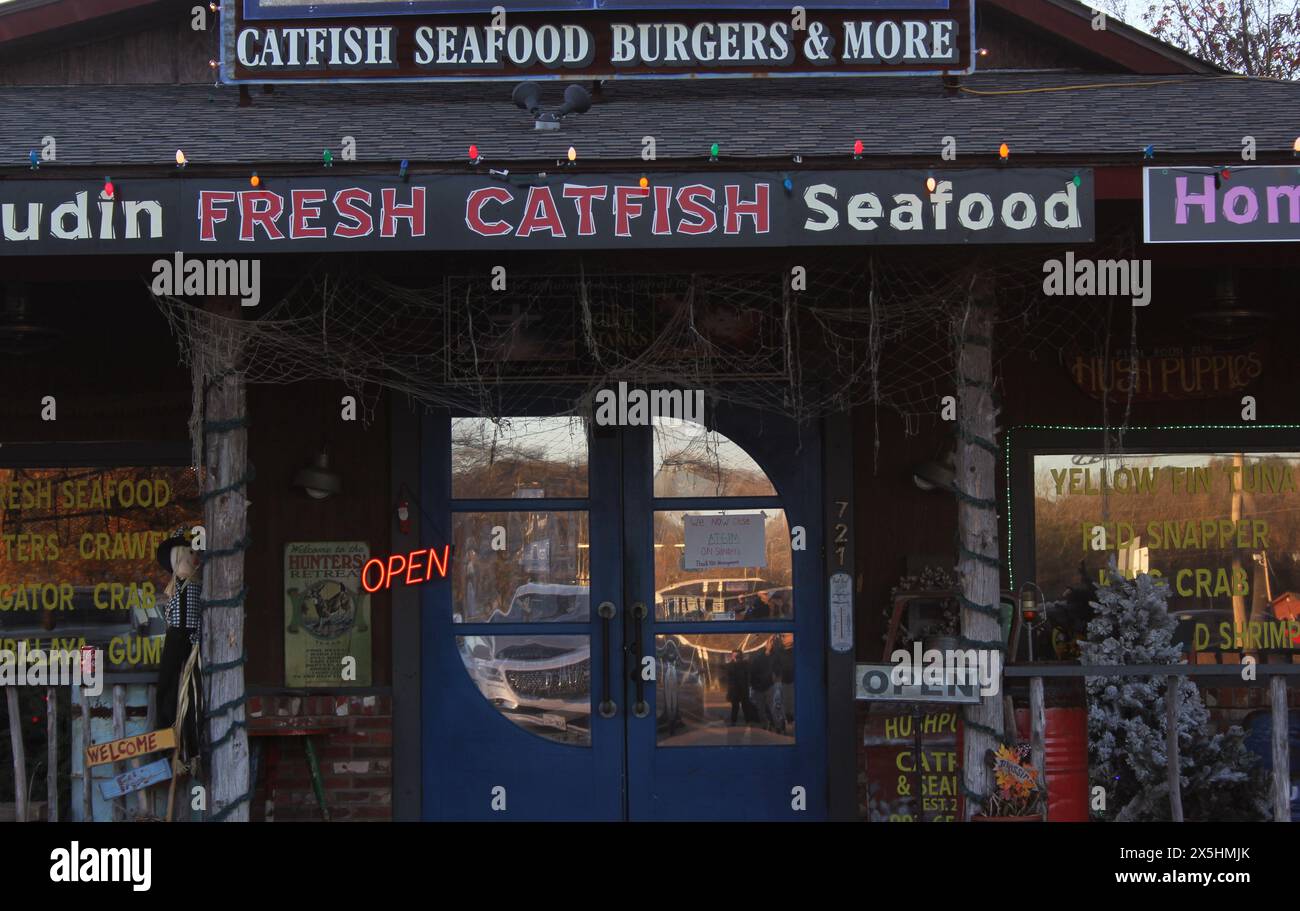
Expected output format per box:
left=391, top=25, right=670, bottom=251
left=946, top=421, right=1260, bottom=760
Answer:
left=284, top=541, right=371, bottom=687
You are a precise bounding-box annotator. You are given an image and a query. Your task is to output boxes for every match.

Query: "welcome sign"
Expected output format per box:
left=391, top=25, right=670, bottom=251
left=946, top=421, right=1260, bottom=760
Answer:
left=0, top=170, right=1093, bottom=255
left=1144, top=166, right=1300, bottom=243
left=224, top=0, right=972, bottom=82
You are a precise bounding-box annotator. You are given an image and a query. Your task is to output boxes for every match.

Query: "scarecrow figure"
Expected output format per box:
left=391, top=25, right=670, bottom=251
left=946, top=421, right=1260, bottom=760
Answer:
left=155, top=525, right=204, bottom=762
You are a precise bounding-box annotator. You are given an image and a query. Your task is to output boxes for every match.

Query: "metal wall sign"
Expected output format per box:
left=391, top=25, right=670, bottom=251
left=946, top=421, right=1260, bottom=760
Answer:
left=0, top=169, right=1093, bottom=256
left=1144, top=166, right=1300, bottom=244
left=224, top=1, right=972, bottom=82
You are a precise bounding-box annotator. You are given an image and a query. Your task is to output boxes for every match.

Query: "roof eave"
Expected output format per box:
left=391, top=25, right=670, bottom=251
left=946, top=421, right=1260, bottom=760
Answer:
left=986, top=0, right=1225, bottom=75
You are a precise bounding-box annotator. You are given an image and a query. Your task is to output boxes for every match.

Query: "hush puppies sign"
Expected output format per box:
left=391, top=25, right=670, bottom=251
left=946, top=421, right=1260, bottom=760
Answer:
left=0, top=170, right=1092, bottom=255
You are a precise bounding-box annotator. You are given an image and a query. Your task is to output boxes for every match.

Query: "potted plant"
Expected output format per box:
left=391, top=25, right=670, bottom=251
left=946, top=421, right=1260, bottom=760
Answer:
left=972, top=744, right=1046, bottom=821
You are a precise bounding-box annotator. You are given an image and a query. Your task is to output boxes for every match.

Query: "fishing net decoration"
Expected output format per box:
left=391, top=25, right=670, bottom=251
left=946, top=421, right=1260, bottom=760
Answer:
left=152, top=225, right=1139, bottom=457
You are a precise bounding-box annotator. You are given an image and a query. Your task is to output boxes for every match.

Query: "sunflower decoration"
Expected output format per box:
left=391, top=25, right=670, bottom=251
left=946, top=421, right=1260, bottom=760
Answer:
left=985, top=743, right=1046, bottom=818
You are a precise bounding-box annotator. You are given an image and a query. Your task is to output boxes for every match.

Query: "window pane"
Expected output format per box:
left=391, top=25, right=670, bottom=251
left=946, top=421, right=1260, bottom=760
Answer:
left=456, top=634, right=591, bottom=746
left=654, top=509, right=792, bottom=621
left=452, top=511, right=589, bottom=623
left=652, top=416, right=776, bottom=497
left=1031, top=451, right=1300, bottom=656
left=656, top=633, right=795, bottom=746
left=452, top=417, right=588, bottom=499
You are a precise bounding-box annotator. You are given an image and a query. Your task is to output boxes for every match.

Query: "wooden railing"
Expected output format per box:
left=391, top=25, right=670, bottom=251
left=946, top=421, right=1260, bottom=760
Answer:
left=5, top=677, right=157, bottom=822
left=1005, top=663, right=1297, bottom=822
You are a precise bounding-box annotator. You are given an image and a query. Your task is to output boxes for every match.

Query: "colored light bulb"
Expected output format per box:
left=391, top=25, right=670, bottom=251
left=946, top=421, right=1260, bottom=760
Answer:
left=925, top=175, right=937, bottom=193
left=400, top=159, right=409, bottom=177
left=175, top=150, right=187, bottom=167
left=999, top=143, right=1010, bottom=160
left=639, top=176, right=649, bottom=189
left=103, top=179, right=114, bottom=199
left=782, top=175, right=794, bottom=193
left=1073, top=173, right=1082, bottom=187
left=323, top=149, right=333, bottom=167
left=469, top=144, right=479, bottom=161
left=250, top=173, right=260, bottom=188
left=853, top=140, right=864, bottom=157
left=710, top=142, right=719, bottom=158
left=28, top=150, right=38, bottom=167
left=567, top=146, right=577, bottom=163
left=1294, top=137, right=1300, bottom=154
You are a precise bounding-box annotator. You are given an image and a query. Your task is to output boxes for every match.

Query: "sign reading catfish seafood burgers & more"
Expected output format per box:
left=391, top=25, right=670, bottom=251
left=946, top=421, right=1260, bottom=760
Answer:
left=0, top=169, right=1093, bottom=255
left=226, top=1, right=975, bottom=82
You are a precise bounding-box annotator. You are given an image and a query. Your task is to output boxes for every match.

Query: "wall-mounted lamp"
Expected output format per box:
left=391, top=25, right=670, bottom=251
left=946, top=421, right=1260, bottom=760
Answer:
left=912, top=450, right=955, bottom=492
left=293, top=446, right=342, bottom=499
left=1018, top=581, right=1046, bottom=662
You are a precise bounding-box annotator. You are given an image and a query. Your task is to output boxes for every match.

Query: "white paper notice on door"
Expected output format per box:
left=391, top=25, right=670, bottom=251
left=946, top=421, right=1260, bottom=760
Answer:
left=682, top=513, right=766, bottom=570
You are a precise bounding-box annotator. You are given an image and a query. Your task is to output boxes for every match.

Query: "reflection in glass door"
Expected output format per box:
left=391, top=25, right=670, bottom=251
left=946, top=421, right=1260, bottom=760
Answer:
left=423, top=408, right=825, bottom=820
left=423, top=414, right=626, bottom=820
left=625, top=413, right=825, bottom=820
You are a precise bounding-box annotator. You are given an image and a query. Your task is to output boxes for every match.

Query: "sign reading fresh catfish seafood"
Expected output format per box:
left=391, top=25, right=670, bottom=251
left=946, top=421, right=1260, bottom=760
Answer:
left=225, top=1, right=974, bottom=82
left=0, top=170, right=1093, bottom=255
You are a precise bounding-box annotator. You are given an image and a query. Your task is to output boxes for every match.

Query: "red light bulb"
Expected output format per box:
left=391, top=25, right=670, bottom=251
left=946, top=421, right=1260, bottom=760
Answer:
left=103, top=180, right=114, bottom=199
left=469, top=144, right=480, bottom=161
left=853, top=140, right=864, bottom=157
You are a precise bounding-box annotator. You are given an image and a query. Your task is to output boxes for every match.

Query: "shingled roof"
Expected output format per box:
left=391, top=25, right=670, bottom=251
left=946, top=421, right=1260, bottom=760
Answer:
left=3, top=71, right=1298, bottom=170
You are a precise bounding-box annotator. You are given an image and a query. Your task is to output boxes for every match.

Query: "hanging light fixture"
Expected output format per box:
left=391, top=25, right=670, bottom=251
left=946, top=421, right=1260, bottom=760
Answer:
left=293, top=446, right=342, bottom=499
left=912, top=450, right=956, bottom=492
left=1187, top=268, right=1275, bottom=341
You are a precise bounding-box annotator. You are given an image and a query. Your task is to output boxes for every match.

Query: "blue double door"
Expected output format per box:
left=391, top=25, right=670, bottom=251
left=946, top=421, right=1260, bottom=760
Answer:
left=422, top=403, right=825, bottom=820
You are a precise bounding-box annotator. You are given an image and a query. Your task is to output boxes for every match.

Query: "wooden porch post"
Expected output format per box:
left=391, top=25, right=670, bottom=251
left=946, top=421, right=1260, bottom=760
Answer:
left=6, top=687, right=26, bottom=822
left=953, top=282, right=1004, bottom=819
left=1165, top=676, right=1184, bottom=822
left=1272, top=675, right=1292, bottom=822
left=194, top=299, right=252, bottom=822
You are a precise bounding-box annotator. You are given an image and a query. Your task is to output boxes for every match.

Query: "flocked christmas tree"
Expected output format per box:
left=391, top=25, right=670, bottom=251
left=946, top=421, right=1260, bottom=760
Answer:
left=1081, top=567, right=1267, bottom=821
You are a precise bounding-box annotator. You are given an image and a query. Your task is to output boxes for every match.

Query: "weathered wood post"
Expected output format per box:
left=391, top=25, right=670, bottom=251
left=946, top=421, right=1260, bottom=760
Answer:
left=193, top=298, right=252, bottom=822
left=6, top=687, right=26, bottom=822
left=1271, top=675, right=1292, bottom=822
left=136, top=684, right=156, bottom=818
left=111, top=684, right=126, bottom=821
left=1029, top=675, right=1047, bottom=794
left=80, top=686, right=91, bottom=821
left=1165, top=676, right=1184, bottom=822
left=46, top=686, right=58, bottom=822
left=953, top=276, right=1004, bottom=819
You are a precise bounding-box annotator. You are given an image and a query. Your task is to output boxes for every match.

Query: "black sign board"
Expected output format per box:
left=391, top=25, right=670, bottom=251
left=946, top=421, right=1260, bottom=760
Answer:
left=223, top=1, right=973, bottom=82
left=1144, top=166, right=1300, bottom=244
left=0, top=170, right=1093, bottom=256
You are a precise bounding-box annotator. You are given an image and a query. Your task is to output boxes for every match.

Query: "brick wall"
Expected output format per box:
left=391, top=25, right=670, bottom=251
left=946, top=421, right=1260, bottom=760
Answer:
left=248, top=693, right=392, bottom=822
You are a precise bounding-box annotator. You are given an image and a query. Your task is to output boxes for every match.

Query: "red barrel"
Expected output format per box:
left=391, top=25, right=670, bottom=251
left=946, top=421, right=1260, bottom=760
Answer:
left=1015, top=707, right=1089, bottom=822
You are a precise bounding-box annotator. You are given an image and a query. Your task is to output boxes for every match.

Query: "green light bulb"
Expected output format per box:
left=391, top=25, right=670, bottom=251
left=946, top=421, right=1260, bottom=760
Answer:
left=710, top=143, right=719, bottom=158
left=1073, top=173, right=1082, bottom=187
left=323, top=149, right=333, bottom=166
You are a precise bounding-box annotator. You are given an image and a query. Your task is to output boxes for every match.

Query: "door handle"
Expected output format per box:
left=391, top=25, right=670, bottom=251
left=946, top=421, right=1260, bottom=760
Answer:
left=629, top=602, right=649, bottom=718
left=597, top=601, right=617, bottom=719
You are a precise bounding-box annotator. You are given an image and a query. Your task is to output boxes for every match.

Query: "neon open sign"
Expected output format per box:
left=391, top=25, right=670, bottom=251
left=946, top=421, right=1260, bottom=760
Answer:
left=361, top=545, right=451, bottom=592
